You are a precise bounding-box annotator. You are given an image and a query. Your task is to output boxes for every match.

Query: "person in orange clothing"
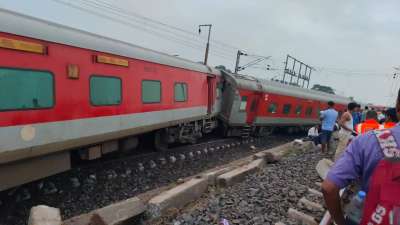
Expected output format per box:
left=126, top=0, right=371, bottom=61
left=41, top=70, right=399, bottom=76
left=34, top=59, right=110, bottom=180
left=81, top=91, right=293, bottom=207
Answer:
left=355, top=110, right=379, bottom=134
left=381, top=107, right=398, bottom=129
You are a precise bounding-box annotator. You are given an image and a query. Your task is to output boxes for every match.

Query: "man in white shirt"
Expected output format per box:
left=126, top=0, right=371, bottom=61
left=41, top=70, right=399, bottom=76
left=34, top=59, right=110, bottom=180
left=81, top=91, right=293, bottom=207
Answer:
left=307, top=124, right=320, bottom=146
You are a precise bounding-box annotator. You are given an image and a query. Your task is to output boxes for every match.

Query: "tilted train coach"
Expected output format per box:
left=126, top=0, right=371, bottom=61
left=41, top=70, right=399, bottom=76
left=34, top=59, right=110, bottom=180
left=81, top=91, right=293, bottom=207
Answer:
left=220, top=71, right=350, bottom=137
left=0, top=8, right=351, bottom=190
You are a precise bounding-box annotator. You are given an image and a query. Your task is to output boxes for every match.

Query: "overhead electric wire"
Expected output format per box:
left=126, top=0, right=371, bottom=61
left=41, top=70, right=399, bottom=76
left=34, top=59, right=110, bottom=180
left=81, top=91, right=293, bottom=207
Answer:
left=62, top=0, right=235, bottom=59
left=52, top=0, right=235, bottom=62
left=67, top=0, right=240, bottom=57
left=91, top=0, right=242, bottom=53
left=80, top=0, right=238, bottom=57
left=315, top=66, right=392, bottom=75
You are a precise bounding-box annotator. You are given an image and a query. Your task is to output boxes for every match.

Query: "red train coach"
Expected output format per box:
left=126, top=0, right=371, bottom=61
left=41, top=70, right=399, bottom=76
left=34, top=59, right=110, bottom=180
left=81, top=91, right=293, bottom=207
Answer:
left=0, top=9, right=221, bottom=190
left=219, top=71, right=350, bottom=137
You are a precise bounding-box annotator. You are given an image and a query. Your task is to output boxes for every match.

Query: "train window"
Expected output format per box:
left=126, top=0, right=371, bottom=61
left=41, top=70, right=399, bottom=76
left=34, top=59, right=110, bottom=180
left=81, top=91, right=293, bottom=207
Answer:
left=306, top=107, right=313, bottom=116
left=268, top=103, right=278, bottom=113
left=295, top=105, right=302, bottom=115
left=174, top=82, right=187, bottom=102
left=0, top=68, right=54, bottom=111
left=142, top=80, right=161, bottom=103
left=216, top=83, right=222, bottom=99
left=282, top=104, right=291, bottom=114
left=90, top=75, right=122, bottom=106
left=239, top=96, right=247, bottom=111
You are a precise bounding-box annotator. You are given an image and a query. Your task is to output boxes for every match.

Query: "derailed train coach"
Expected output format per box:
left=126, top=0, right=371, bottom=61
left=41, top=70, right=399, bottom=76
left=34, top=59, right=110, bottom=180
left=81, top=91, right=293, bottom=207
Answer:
left=0, top=8, right=222, bottom=191
left=219, top=71, right=351, bottom=137
left=0, top=7, right=353, bottom=191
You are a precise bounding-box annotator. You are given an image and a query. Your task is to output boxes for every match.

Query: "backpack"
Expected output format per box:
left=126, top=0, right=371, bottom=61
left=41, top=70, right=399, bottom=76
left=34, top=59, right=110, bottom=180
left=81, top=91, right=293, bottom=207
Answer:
left=360, top=129, right=400, bottom=225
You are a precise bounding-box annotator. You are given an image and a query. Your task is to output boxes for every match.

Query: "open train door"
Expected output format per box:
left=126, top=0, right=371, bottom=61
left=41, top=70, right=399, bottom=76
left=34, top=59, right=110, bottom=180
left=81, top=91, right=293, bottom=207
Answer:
left=207, top=76, right=215, bottom=114
left=246, top=92, right=262, bottom=125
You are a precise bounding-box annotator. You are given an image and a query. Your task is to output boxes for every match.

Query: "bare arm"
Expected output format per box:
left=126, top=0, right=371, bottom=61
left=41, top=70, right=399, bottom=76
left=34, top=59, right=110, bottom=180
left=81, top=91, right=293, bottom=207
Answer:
left=322, top=180, right=345, bottom=225
left=339, top=112, right=353, bottom=132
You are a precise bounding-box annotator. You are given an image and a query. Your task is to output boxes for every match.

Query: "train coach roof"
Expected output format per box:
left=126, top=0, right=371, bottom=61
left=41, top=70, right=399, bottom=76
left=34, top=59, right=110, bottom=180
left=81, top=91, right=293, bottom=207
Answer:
left=0, top=8, right=221, bottom=76
left=223, top=71, right=351, bottom=105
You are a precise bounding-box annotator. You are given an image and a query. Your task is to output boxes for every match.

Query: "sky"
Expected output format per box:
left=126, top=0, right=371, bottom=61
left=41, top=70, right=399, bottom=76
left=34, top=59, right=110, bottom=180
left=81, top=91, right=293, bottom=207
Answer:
left=0, top=0, right=399, bottom=106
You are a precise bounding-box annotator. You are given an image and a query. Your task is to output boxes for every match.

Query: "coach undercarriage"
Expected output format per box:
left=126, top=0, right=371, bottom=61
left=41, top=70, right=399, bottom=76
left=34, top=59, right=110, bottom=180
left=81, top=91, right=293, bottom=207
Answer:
left=155, top=117, right=218, bottom=151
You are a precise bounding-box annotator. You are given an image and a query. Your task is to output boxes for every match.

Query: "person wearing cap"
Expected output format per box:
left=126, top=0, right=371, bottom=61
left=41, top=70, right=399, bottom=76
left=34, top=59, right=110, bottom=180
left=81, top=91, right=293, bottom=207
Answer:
left=355, top=110, right=380, bottom=134
left=321, top=89, right=400, bottom=225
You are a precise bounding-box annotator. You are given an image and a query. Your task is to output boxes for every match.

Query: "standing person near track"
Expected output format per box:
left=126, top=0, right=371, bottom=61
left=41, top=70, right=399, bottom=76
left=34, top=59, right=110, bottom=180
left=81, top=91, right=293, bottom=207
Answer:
left=352, top=104, right=362, bottom=130
left=361, top=106, right=369, bottom=122
left=322, top=89, right=400, bottom=225
left=355, top=110, right=380, bottom=134
left=320, top=101, right=338, bottom=153
left=382, top=107, right=398, bottom=129
left=334, top=102, right=358, bottom=161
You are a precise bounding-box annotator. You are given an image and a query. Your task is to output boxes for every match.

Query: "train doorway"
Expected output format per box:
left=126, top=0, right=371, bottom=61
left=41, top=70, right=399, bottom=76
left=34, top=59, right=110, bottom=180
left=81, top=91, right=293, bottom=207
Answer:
left=246, top=92, right=262, bottom=125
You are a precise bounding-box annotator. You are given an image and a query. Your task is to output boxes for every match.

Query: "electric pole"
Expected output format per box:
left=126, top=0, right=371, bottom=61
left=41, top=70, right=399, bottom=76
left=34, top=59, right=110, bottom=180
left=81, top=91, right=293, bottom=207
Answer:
left=198, top=24, right=212, bottom=65
left=235, top=50, right=247, bottom=73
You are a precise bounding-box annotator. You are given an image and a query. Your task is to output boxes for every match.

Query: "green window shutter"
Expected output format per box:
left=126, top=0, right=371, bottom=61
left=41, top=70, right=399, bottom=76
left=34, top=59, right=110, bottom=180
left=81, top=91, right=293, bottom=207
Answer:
left=268, top=103, right=278, bottom=113
left=283, top=104, right=291, bottom=114
left=295, top=105, right=302, bottom=115
left=90, top=76, right=121, bottom=106
left=142, top=80, right=161, bottom=103
left=239, top=96, right=247, bottom=111
left=174, top=83, right=187, bottom=102
left=306, top=107, right=313, bottom=116
left=0, top=68, right=54, bottom=111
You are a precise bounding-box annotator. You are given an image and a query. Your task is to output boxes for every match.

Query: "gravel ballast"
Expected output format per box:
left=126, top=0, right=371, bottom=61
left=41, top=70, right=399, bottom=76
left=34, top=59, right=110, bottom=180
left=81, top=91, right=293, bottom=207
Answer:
left=0, top=135, right=296, bottom=225
left=161, top=145, right=331, bottom=225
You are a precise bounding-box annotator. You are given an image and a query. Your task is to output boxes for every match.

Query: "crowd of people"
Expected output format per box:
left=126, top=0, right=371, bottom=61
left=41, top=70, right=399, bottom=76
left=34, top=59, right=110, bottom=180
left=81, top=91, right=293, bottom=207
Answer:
left=307, top=103, right=397, bottom=158
left=309, top=96, right=400, bottom=225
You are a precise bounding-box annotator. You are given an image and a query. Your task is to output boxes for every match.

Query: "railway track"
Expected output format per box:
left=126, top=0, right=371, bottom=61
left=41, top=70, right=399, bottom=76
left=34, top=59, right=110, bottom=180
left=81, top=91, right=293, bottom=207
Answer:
left=0, top=134, right=298, bottom=225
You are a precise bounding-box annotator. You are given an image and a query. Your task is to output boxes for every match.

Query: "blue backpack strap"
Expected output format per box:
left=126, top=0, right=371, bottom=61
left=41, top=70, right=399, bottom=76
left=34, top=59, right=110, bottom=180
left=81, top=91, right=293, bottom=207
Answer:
left=374, top=129, right=400, bottom=158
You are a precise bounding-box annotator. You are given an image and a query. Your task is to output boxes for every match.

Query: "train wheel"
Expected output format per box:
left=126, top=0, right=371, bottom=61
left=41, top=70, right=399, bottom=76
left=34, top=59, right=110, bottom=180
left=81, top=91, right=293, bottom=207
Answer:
left=120, top=136, right=139, bottom=154
left=154, top=130, right=168, bottom=152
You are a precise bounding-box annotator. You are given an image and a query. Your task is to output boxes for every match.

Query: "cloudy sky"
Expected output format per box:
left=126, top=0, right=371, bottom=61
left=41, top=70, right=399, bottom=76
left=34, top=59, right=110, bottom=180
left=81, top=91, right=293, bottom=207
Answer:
left=1, top=0, right=399, bottom=105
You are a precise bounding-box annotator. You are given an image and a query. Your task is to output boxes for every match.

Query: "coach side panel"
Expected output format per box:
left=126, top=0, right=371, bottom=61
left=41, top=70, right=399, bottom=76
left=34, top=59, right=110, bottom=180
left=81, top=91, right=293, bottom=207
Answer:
left=0, top=32, right=210, bottom=164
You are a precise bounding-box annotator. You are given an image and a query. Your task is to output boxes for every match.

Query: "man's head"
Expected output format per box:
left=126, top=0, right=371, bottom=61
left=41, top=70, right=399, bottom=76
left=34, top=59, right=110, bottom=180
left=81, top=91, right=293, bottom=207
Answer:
left=328, top=101, right=335, bottom=108
left=365, top=110, right=378, bottom=121
left=354, top=104, right=361, bottom=112
left=387, top=107, right=399, bottom=123
left=347, top=102, right=357, bottom=112
left=365, top=106, right=369, bottom=110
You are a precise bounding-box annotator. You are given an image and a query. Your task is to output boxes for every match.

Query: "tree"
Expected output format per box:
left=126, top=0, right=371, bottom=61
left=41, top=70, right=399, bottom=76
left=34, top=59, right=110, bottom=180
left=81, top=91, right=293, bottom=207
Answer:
left=311, top=84, right=335, bottom=94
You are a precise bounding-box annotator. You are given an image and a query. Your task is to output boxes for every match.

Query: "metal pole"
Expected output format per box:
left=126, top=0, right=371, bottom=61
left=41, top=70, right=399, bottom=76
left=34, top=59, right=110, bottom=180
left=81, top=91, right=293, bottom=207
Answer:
left=282, top=54, right=289, bottom=83
left=290, top=57, right=296, bottom=85
left=199, top=24, right=212, bottom=65
left=235, top=50, right=241, bottom=73
left=302, top=67, right=308, bottom=88
left=204, top=25, right=211, bottom=65
left=307, top=67, right=312, bottom=88
left=297, top=63, right=303, bottom=86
